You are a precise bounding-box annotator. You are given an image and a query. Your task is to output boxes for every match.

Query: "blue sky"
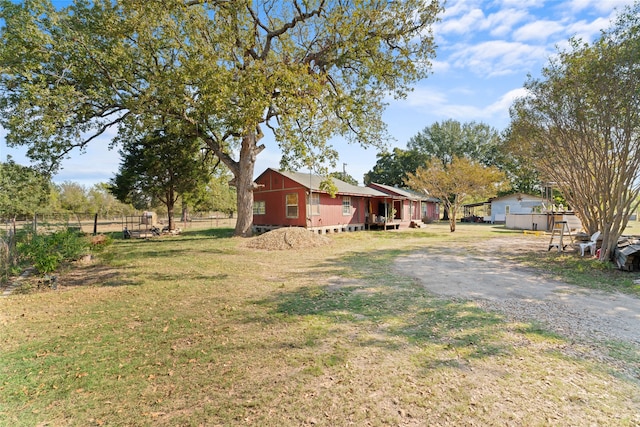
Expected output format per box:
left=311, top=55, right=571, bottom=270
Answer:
left=0, top=0, right=635, bottom=187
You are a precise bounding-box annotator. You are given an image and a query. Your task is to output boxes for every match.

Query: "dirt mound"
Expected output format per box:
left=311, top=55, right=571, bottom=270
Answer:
left=243, top=227, right=331, bottom=250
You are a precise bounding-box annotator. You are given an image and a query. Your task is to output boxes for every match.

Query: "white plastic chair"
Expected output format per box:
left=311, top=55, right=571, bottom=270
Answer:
left=579, top=231, right=601, bottom=256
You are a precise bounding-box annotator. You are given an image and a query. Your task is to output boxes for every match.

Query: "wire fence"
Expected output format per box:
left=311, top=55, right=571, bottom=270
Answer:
left=0, top=211, right=237, bottom=284
left=0, top=211, right=237, bottom=236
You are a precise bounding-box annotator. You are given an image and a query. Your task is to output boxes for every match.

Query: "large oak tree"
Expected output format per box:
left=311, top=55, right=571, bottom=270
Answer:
left=0, top=0, right=442, bottom=236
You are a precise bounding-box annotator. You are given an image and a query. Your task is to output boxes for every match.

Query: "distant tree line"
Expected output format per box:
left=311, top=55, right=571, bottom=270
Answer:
left=0, top=159, right=237, bottom=224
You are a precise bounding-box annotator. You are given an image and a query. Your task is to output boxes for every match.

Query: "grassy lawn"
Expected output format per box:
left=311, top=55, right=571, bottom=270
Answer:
left=1, top=223, right=639, bottom=426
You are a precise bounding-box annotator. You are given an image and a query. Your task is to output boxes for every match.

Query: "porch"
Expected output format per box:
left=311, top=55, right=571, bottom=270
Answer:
left=365, top=217, right=401, bottom=230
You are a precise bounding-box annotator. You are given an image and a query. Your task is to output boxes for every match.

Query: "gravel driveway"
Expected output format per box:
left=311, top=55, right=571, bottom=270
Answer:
left=394, top=236, right=640, bottom=346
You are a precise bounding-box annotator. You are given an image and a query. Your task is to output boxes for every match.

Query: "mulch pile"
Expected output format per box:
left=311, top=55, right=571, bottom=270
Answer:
left=242, top=227, right=331, bottom=250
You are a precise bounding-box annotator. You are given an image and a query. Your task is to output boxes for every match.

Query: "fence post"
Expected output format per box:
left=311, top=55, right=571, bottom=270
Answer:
left=93, top=213, right=98, bottom=235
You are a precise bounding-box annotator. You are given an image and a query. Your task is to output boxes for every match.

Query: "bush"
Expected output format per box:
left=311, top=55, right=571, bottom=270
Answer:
left=17, top=228, right=90, bottom=275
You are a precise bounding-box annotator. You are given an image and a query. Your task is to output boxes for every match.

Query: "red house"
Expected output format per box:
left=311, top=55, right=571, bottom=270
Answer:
left=367, top=182, right=440, bottom=224
left=252, top=169, right=440, bottom=233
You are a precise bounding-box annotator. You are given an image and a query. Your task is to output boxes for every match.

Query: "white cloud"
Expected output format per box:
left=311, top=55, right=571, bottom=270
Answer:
left=403, top=86, right=449, bottom=108
left=567, top=0, right=632, bottom=14
left=439, top=88, right=525, bottom=124
left=483, top=8, right=530, bottom=37
left=437, top=8, right=486, bottom=35
left=429, top=59, right=451, bottom=74
left=397, top=83, right=529, bottom=130
left=448, top=40, right=550, bottom=77
left=512, top=20, right=566, bottom=42
left=439, top=0, right=484, bottom=19
left=485, top=87, right=529, bottom=115
left=564, top=17, right=612, bottom=42
left=497, top=0, right=541, bottom=7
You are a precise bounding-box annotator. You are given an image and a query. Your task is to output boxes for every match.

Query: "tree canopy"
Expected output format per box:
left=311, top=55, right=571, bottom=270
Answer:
left=407, top=119, right=501, bottom=168
left=109, top=127, right=214, bottom=231
left=181, top=167, right=237, bottom=217
left=508, top=2, right=640, bottom=260
left=0, top=159, right=51, bottom=219
left=363, top=148, right=428, bottom=187
left=329, top=171, right=358, bottom=186
left=0, top=0, right=442, bottom=236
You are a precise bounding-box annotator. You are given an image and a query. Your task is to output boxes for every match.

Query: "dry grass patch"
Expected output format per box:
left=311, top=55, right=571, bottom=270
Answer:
left=1, top=224, right=639, bottom=426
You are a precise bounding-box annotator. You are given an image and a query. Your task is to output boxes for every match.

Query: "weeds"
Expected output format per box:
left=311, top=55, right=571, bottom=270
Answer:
left=16, top=228, right=91, bottom=274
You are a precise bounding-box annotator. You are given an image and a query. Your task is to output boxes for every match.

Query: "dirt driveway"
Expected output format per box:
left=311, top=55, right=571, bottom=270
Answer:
left=394, top=235, right=640, bottom=347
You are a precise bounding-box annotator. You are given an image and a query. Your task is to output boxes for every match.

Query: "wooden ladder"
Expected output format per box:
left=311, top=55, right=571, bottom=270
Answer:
left=548, top=220, right=574, bottom=252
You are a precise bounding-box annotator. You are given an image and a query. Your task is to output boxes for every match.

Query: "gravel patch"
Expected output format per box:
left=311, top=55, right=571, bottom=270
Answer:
left=394, top=235, right=640, bottom=378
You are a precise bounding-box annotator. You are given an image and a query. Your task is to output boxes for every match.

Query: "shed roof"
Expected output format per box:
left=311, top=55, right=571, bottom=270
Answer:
left=463, top=193, right=545, bottom=208
left=489, top=193, right=545, bottom=202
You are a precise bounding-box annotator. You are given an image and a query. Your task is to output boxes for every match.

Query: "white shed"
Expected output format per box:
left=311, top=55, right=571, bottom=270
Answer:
left=488, top=193, right=545, bottom=224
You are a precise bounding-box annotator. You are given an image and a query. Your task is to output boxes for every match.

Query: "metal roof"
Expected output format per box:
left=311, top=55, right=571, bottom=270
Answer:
left=369, top=182, right=440, bottom=202
left=271, top=169, right=388, bottom=197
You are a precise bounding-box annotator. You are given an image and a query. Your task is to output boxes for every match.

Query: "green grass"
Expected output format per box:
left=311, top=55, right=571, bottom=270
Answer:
left=1, top=223, right=639, bottom=426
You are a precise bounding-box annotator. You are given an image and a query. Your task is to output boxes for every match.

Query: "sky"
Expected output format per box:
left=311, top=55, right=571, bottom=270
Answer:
left=0, top=0, right=636, bottom=187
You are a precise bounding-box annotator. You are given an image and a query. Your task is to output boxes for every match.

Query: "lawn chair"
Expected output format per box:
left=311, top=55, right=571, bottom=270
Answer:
left=579, top=231, right=601, bottom=256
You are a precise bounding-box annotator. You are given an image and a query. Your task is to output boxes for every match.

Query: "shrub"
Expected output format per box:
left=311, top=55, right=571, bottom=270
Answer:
left=17, top=228, right=90, bottom=275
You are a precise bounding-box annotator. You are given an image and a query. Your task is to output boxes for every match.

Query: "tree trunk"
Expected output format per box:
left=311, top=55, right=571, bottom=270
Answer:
left=442, top=205, right=450, bottom=221
left=233, top=131, right=264, bottom=237
left=166, top=188, right=175, bottom=231
left=448, top=201, right=456, bottom=232
left=166, top=204, right=174, bottom=231
left=203, top=128, right=264, bottom=237
left=181, top=200, right=189, bottom=223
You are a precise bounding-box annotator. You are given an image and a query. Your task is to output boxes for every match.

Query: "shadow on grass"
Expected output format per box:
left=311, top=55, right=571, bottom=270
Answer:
left=255, top=247, right=522, bottom=368
left=117, top=246, right=234, bottom=259
left=107, top=227, right=235, bottom=242
left=180, top=228, right=236, bottom=238
left=511, top=250, right=640, bottom=297
left=58, top=263, right=143, bottom=288
left=144, top=272, right=229, bottom=283
left=109, top=228, right=238, bottom=259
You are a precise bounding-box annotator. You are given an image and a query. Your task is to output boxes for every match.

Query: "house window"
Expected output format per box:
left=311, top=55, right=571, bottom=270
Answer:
left=286, top=193, right=298, bottom=218
left=342, top=196, right=351, bottom=215
left=505, top=205, right=511, bottom=215
left=307, top=193, right=320, bottom=215
left=253, top=200, right=266, bottom=215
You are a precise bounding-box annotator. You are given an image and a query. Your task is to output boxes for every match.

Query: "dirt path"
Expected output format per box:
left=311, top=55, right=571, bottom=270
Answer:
left=394, top=236, right=640, bottom=346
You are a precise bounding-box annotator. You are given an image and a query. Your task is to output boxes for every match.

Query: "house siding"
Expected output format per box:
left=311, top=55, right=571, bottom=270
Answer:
left=253, top=169, right=368, bottom=231
left=252, top=169, right=440, bottom=233
left=253, top=170, right=308, bottom=227
left=491, top=194, right=544, bottom=223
